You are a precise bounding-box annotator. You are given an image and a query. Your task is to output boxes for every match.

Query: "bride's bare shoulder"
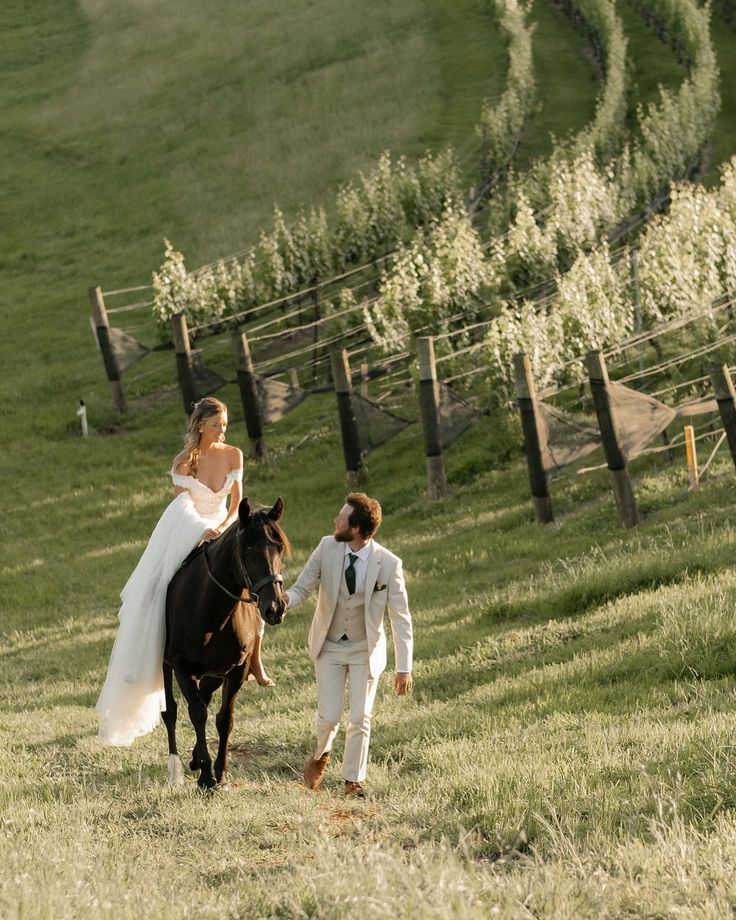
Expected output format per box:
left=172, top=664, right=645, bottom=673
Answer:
left=220, top=443, right=243, bottom=469
left=172, top=451, right=192, bottom=475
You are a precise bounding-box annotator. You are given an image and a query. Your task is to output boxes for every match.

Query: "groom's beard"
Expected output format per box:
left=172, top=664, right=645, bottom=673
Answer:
left=333, top=526, right=352, bottom=542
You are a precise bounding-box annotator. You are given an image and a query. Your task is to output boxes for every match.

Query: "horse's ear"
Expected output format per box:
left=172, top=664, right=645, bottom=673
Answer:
left=267, top=497, right=284, bottom=522
left=238, top=497, right=252, bottom=525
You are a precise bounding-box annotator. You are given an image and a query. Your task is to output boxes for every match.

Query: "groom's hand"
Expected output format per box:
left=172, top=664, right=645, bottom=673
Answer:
left=394, top=672, right=413, bottom=696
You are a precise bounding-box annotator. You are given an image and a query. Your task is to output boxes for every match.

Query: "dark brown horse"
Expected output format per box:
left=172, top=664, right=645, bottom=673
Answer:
left=163, top=497, right=288, bottom=790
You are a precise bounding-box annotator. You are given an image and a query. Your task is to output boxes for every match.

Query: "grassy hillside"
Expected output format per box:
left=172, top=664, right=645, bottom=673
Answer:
left=2, top=0, right=509, bottom=295
left=5, top=385, right=736, bottom=916
left=705, top=5, right=736, bottom=183
left=0, top=0, right=601, bottom=387
left=5, top=0, right=736, bottom=916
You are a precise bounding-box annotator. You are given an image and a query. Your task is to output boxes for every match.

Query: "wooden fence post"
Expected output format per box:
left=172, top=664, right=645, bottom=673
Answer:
left=171, top=313, right=197, bottom=416
left=585, top=350, right=640, bottom=527
left=709, top=362, right=736, bottom=472
left=89, top=286, right=127, bottom=413
left=418, top=337, right=448, bottom=501
left=232, top=330, right=267, bottom=462
left=360, top=361, right=369, bottom=399
left=513, top=353, right=553, bottom=524
left=331, top=348, right=366, bottom=487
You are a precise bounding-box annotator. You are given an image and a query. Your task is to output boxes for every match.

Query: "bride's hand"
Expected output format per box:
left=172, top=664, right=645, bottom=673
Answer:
left=200, top=528, right=220, bottom=543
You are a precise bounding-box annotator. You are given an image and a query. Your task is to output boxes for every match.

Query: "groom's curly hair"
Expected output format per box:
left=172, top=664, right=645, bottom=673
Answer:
left=345, top=492, right=382, bottom=538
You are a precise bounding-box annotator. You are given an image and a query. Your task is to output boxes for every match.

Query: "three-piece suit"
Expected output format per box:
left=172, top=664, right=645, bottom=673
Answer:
left=286, top=535, right=413, bottom=782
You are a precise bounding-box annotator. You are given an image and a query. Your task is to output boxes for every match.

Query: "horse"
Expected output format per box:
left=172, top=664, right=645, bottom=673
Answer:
left=162, top=496, right=289, bottom=790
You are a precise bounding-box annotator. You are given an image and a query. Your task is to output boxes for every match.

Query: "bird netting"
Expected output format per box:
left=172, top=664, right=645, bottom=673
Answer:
left=108, top=327, right=149, bottom=372
left=537, top=403, right=600, bottom=473
left=607, top=382, right=676, bottom=461
left=352, top=392, right=411, bottom=451
left=674, top=395, right=719, bottom=416
left=437, top=382, right=480, bottom=450
left=191, top=351, right=228, bottom=398
left=537, top=380, right=716, bottom=474
left=255, top=375, right=310, bottom=424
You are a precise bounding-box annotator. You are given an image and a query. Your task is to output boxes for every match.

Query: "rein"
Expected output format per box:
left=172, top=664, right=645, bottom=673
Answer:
left=201, top=526, right=283, bottom=607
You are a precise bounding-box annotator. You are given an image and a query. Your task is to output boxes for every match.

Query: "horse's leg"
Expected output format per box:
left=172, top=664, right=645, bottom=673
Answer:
left=188, top=676, right=223, bottom=773
left=162, top=662, right=185, bottom=786
left=173, top=668, right=216, bottom=790
left=213, top=664, right=246, bottom=787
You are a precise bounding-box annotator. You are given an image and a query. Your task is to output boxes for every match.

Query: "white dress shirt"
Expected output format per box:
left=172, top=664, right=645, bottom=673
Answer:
left=343, top=541, right=372, bottom=594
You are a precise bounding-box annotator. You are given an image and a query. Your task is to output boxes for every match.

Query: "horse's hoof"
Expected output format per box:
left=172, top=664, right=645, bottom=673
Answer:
left=188, top=758, right=199, bottom=774
left=168, top=754, right=185, bottom=786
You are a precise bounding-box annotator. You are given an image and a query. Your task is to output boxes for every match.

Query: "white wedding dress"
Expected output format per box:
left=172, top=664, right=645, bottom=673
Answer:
left=96, top=468, right=242, bottom=746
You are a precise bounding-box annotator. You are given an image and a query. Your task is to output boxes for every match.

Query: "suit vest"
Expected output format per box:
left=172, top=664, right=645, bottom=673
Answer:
left=326, top=569, right=367, bottom=642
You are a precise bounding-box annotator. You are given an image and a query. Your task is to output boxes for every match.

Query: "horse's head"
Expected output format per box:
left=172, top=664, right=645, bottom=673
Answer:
left=237, top=497, right=289, bottom=626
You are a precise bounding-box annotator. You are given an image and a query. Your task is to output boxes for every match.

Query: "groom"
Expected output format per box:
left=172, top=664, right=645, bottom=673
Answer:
left=285, top=492, right=413, bottom=797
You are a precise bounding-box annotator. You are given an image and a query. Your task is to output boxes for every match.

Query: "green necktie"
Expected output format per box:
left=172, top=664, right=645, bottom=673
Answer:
left=345, top=553, right=358, bottom=595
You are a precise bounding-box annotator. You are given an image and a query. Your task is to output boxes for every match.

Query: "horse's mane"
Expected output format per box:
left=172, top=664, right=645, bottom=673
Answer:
left=248, top=507, right=292, bottom=558
left=262, top=513, right=292, bottom=558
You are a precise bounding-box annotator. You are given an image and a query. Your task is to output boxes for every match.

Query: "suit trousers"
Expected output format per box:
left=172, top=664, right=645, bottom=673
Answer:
left=313, top=638, right=380, bottom=782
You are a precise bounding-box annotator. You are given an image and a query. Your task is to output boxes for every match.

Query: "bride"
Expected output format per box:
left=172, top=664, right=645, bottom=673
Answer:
left=96, top=396, right=274, bottom=747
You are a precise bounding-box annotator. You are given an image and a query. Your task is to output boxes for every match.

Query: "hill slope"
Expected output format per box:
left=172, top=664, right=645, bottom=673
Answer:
left=5, top=1, right=736, bottom=916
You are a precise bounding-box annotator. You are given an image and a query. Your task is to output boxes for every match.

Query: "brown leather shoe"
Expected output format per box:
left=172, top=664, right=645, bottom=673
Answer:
left=304, top=751, right=330, bottom=790
left=344, top=781, right=365, bottom=798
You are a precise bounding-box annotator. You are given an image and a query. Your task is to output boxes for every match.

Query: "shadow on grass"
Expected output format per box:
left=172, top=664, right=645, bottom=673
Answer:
left=379, top=628, right=736, bottom=763
left=484, top=559, right=719, bottom=626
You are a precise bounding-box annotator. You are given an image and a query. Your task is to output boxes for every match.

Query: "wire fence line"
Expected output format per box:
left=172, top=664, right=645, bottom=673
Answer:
left=249, top=296, right=374, bottom=345
left=106, top=299, right=154, bottom=315
left=443, top=365, right=488, bottom=386
left=546, top=338, right=734, bottom=414
left=604, top=295, right=736, bottom=360
left=541, top=292, right=736, bottom=399
left=187, top=251, right=394, bottom=333
left=106, top=279, right=736, bottom=450
left=96, top=287, right=736, bottom=535
left=96, top=127, right=700, bottom=369
left=435, top=340, right=487, bottom=364
left=568, top=426, right=724, bottom=477
left=617, top=332, right=736, bottom=384
left=651, top=374, right=709, bottom=399
left=254, top=329, right=364, bottom=372
left=95, top=186, right=693, bottom=403
left=99, top=183, right=564, bottom=331
left=433, top=317, right=496, bottom=342
left=102, top=284, right=152, bottom=297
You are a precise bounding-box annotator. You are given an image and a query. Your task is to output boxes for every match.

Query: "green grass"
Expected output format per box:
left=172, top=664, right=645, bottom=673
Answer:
left=616, top=0, right=686, bottom=120
left=5, top=0, right=736, bottom=915
left=6, top=388, right=736, bottom=916
left=704, top=5, right=736, bottom=183
left=517, top=0, right=600, bottom=166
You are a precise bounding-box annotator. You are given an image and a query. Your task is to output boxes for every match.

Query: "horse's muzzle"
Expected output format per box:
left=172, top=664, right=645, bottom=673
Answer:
left=262, top=599, right=287, bottom=626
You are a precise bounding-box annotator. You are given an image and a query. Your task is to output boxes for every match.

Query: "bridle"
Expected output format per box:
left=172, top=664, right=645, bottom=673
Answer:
left=202, top=525, right=283, bottom=607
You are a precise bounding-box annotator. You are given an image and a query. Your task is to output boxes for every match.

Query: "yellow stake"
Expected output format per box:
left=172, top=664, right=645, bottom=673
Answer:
left=684, top=425, right=699, bottom=489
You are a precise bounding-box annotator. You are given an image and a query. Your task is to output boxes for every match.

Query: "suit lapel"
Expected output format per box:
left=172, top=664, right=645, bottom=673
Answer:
left=328, top=539, right=344, bottom=610
left=363, top=542, right=381, bottom=609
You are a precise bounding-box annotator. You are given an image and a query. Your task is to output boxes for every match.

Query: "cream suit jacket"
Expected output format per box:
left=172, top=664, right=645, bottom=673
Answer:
left=286, top=536, right=413, bottom=678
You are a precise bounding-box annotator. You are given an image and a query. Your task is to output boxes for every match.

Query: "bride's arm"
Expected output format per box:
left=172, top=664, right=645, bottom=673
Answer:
left=172, top=454, right=192, bottom=496
left=215, top=447, right=244, bottom=534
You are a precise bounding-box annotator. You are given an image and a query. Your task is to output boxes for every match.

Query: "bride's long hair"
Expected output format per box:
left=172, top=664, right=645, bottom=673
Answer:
left=181, top=397, right=228, bottom=474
